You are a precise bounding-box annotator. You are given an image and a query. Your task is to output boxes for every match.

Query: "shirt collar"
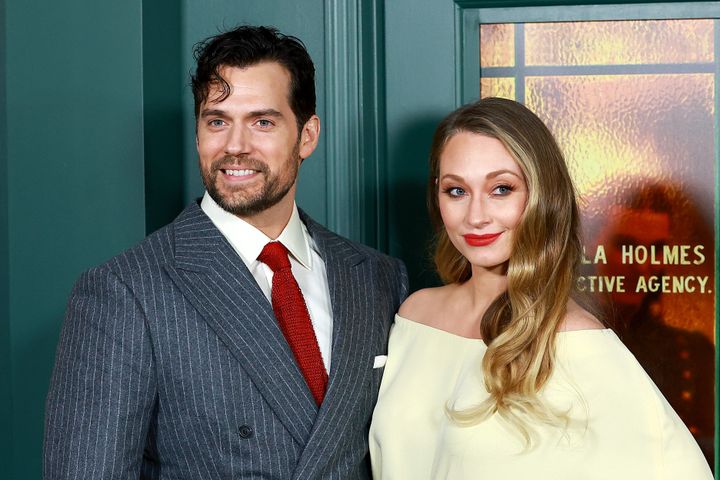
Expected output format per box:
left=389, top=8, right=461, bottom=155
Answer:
left=200, top=192, right=313, bottom=270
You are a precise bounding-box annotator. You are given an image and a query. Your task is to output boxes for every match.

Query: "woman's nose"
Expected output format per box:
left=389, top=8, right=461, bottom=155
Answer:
left=466, top=197, right=490, bottom=227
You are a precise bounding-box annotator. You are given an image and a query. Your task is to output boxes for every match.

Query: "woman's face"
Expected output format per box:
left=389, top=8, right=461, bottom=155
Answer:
left=438, top=132, right=528, bottom=274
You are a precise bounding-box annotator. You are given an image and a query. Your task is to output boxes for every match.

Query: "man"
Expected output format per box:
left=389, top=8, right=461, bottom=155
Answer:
left=44, top=26, right=407, bottom=479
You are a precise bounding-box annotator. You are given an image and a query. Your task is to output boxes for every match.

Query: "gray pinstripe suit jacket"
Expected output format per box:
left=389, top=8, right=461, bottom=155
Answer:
left=44, top=201, right=408, bottom=480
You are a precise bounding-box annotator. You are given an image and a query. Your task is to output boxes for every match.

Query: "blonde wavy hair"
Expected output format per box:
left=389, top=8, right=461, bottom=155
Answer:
left=427, top=98, right=583, bottom=445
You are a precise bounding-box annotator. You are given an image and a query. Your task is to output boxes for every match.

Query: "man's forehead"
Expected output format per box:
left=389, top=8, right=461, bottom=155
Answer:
left=202, top=62, right=292, bottom=106
left=218, top=62, right=290, bottom=85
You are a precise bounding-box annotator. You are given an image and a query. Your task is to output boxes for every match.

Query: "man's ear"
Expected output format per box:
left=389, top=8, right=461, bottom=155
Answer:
left=298, top=115, right=320, bottom=160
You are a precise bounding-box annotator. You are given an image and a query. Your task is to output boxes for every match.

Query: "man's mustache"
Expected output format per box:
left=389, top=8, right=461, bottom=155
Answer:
left=211, top=156, right=269, bottom=174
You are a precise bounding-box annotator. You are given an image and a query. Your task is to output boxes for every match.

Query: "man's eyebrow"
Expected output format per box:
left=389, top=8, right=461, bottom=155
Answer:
left=199, top=108, right=284, bottom=119
left=248, top=108, right=283, bottom=118
left=199, top=108, right=226, bottom=119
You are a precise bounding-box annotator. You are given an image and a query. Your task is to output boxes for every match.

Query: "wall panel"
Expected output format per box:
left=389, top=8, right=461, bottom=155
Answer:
left=3, top=1, right=146, bottom=477
left=0, top=0, right=11, bottom=475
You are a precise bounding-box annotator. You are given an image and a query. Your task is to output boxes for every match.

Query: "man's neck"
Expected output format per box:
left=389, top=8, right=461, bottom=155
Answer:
left=238, top=195, right=295, bottom=240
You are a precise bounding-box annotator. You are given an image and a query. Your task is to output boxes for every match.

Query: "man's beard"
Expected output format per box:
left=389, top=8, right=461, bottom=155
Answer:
left=202, top=143, right=300, bottom=217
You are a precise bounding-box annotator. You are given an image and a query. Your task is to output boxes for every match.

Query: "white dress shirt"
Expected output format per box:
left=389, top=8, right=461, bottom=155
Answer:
left=201, top=192, right=334, bottom=372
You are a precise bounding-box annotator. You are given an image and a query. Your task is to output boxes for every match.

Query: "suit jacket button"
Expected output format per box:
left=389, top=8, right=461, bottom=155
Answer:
left=239, top=425, right=254, bottom=439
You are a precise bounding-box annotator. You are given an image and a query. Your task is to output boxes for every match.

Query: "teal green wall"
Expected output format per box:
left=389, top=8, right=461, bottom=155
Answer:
left=0, top=0, right=11, bottom=476
left=143, top=0, right=185, bottom=233
left=385, top=0, right=457, bottom=288
left=3, top=1, right=146, bottom=478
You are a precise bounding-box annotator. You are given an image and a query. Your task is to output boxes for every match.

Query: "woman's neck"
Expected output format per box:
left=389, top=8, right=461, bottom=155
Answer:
left=461, top=265, right=509, bottom=319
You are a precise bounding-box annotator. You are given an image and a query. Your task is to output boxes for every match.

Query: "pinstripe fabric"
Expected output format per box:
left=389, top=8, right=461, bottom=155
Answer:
left=44, top=201, right=408, bottom=480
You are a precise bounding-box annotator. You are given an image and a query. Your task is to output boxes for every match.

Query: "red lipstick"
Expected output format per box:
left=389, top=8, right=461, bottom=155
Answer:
left=463, top=233, right=502, bottom=246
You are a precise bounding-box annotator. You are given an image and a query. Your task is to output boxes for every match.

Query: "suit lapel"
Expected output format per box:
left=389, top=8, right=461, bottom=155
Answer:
left=292, top=213, right=372, bottom=478
left=164, top=204, right=317, bottom=446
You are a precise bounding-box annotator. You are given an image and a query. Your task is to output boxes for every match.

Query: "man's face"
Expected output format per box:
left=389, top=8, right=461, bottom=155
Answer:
left=196, top=62, right=318, bottom=219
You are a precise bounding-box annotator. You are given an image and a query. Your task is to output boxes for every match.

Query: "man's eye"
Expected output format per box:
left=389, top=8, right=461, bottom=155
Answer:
left=209, top=119, right=225, bottom=127
left=256, top=119, right=273, bottom=128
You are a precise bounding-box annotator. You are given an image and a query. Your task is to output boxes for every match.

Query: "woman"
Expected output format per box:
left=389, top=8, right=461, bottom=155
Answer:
left=369, top=98, right=712, bottom=479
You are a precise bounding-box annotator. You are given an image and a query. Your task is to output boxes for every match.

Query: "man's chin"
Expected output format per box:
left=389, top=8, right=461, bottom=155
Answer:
left=214, top=191, right=289, bottom=217
left=217, top=198, right=265, bottom=217
left=206, top=176, right=294, bottom=218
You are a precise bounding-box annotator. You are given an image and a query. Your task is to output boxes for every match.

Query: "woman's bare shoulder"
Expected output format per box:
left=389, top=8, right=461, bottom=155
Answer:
left=398, top=284, right=456, bottom=326
left=559, top=299, right=606, bottom=332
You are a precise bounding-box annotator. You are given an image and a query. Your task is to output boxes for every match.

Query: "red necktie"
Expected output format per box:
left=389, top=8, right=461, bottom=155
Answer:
left=258, top=241, right=328, bottom=405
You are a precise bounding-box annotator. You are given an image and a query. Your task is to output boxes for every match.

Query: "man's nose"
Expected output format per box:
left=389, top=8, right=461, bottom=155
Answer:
left=224, top=125, right=251, bottom=156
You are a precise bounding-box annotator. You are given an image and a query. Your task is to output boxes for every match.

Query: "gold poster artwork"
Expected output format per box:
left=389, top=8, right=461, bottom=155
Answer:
left=481, top=18, right=716, bottom=465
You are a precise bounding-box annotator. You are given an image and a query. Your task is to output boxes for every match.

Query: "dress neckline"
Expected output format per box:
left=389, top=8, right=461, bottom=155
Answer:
left=394, top=314, right=486, bottom=343
left=394, top=313, right=613, bottom=344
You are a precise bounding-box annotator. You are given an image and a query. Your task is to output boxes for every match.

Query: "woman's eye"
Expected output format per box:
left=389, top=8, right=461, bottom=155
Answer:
left=446, top=187, right=466, bottom=197
left=493, top=184, right=513, bottom=196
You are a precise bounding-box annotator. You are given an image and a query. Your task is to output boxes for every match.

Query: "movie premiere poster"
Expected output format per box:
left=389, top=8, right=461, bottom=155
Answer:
left=480, top=18, right=716, bottom=465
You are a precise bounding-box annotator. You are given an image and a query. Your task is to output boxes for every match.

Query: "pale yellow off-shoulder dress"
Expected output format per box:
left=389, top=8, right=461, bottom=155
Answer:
left=369, top=315, right=712, bottom=479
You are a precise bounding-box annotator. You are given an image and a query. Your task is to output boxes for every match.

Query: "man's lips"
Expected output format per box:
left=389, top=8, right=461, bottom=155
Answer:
left=219, top=167, right=261, bottom=180
left=463, top=232, right=502, bottom=246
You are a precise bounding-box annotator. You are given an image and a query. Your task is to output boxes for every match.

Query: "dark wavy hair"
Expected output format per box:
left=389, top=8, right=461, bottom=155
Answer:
left=191, top=25, right=316, bottom=132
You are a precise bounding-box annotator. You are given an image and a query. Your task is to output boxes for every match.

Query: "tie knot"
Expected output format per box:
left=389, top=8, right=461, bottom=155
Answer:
left=258, top=241, right=291, bottom=272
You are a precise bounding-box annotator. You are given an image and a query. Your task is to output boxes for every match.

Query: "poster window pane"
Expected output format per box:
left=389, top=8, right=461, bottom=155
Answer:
left=480, top=23, right=516, bottom=67
left=523, top=19, right=713, bottom=66
left=480, top=77, right=516, bottom=100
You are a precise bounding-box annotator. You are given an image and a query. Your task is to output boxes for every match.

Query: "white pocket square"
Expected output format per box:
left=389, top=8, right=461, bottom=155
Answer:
left=373, top=355, right=387, bottom=369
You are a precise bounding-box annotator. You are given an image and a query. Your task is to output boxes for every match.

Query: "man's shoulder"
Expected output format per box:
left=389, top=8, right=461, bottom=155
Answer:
left=89, top=202, right=207, bottom=278
left=299, top=209, right=402, bottom=268
left=338, top=232, right=396, bottom=263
